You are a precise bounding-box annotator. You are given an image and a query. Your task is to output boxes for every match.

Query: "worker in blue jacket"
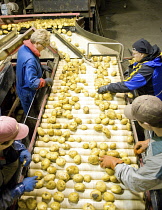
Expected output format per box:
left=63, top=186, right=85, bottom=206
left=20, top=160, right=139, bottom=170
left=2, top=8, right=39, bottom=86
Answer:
left=97, top=38, right=162, bottom=100
left=16, top=29, right=53, bottom=114
left=0, top=116, right=37, bottom=210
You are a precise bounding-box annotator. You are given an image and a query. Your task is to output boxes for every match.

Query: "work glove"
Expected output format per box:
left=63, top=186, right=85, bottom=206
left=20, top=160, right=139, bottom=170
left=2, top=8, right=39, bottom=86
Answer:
left=19, top=149, right=31, bottom=167
left=100, top=155, right=123, bottom=170
left=42, top=65, right=52, bottom=73
left=45, top=78, right=53, bottom=86
left=134, top=139, right=150, bottom=155
left=22, top=176, right=38, bottom=192
left=97, top=85, right=109, bottom=94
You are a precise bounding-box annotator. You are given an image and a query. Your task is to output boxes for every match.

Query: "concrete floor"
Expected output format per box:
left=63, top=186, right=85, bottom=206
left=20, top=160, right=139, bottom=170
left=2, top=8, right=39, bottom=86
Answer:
left=99, top=0, right=162, bottom=58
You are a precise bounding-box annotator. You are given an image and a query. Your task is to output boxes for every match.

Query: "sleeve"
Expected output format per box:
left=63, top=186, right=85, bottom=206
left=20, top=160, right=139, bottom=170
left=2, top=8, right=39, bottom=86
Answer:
left=107, top=82, right=131, bottom=93
left=115, top=140, right=162, bottom=192
left=24, top=59, right=43, bottom=90
left=123, top=65, right=154, bottom=91
left=0, top=189, right=14, bottom=210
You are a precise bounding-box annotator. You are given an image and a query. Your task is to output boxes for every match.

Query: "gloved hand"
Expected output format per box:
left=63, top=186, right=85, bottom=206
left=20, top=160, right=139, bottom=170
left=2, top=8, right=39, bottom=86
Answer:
left=45, top=78, right=53, bottom=86
left=23, top=176, right=38, bottom=192
left=42, top=65, right=52, bottom=73
left=19, top=149, right=31, bottom=167
left=97, top=85, right=109, bottom=94
left=134, top=139, right=150, bottom=155
left=100, top=155, right=123, bottom=170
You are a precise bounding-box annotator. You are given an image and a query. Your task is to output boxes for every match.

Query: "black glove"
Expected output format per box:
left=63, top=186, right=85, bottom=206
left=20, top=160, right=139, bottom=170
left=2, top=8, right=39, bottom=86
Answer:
left=45, top=78, right=53, bottom=86
left=42, top=65, right=52, bottom=73
left=97, top=85, right=109, bottom=94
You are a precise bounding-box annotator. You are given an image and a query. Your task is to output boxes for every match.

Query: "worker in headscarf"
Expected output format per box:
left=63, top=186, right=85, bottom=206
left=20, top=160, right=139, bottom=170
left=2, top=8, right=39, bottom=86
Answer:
left=16, top=29, right=53, bottom=115
left=100, top=95, right=162, bottom=192
left=97, top=38, right=162, bottom=100
left=0, top=116, right=37, bottom=210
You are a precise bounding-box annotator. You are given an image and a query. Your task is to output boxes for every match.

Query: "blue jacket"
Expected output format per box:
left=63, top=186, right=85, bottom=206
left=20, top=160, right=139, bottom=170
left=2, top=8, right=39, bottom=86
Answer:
left=16, top=44, right=43, bottom=114
left=104, top=46, right=162, bottom=100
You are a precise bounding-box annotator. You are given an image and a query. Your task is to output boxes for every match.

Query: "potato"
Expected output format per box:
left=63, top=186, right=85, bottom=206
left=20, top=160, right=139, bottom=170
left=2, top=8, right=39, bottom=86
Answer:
left=37, top=127, right=46, bottom=136
left=18, top=199, right=27, bottom=208
left=37, top=202, right=48, bottom=210
left=47, top=166, right=57, bottom=174
left=74, top=154, right=82, bottom=164
left=26, top=197, right=37, bottom=210
left=84, top=174, right=92, bottom=182
left=105, top=168, right=115, bottom=176
left=74, top=183, right=85, bottom=192
left=90, top=148, right=100, bottom=156
left=103, top=192, right=115, bottom=202
left=89, top=141, right=97, bottom=149
left=107, top=150, right=119, bottom=157
left=110, top=175, right=118, bottom=183
left=96, top=181, right=107, bottom=192
left=35, top=179, right=44, bottom=188
left=56, top=179, right=66, bottom=191
left=57, top=171, right=70, bottom=182
left=101, top=118, right=109, bottom=125
left=42, top=191, right=52, bottom=200
left=99, top=150, right=106, bottom=157
left=127, top=135, right=134, bottom=144
left=68, top=192, right=79, bottom=203
left=94, top=124, right=103, bottom=131
left=102, top=173, right=110, bottom=182
left=107, top=110, right=116, bottom=119
left=53, top=192, right=64, bottom=202
left=46, top=180, right=56, bottom=189
left=122, top=157, right=131, bottom=164
left=102, top=127, right=111, bottom=138
left=99, top=142, right=108, bottom=150
left=46, top=152, right=59, bottom=161
left=88, top=155, right=99, bottom=165
left=50, top=202, right=60, bottom=210
left=110, top=185, right=122, bottom=194
left=32, top=154, right=40, bottom=163
left=56, top=157, right=66, bottom=166
left=82, top=203, right=96, bottom=210
left=109, top=143, right=116, bottom=150
left=90, top=190, right=102, bottom=201
left=69, top=150, right=78, bottom=158
left=50, top=144, right=59, bottom=152
left=41, top=158, right=51, bottom=170
left=83, top=143, right=89, bottom=149
left=119, top=151, right=128, bottom=158
left=39, top=149, right=48, bottom=158
left=73, top=174, right=84, bottom=182
left=83, top=106, right=89, bottom=114
left=121, top=118, right=128, bottom=125
left=103, top=202, right=116, bottom=210
left=44, top=174, right=55, bottom=182
left=66, top=165, right=79, bottom=175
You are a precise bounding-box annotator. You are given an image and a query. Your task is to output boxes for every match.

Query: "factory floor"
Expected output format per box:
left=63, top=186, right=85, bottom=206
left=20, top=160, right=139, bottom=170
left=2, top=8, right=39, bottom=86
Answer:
left=99, top=0, right=162, bottom=65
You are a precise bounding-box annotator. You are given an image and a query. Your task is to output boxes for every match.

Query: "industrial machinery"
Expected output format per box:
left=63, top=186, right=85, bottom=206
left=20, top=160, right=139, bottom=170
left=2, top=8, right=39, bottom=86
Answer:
left=0, top=15, right=161, bottom=210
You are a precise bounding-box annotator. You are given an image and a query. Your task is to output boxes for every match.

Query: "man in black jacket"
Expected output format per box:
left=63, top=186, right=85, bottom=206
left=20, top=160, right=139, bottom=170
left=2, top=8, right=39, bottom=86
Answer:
left=98, top=38, right=162, bottom=100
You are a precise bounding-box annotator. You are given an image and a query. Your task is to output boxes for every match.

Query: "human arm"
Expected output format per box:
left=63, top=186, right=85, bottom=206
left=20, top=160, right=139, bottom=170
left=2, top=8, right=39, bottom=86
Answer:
left=0, top=175, right=37, bottom=210
left=134, top=139, right=150, bottom=155
left=99, top=155, right=123, bottom=169
left=13, top=141, right=31, bottom=167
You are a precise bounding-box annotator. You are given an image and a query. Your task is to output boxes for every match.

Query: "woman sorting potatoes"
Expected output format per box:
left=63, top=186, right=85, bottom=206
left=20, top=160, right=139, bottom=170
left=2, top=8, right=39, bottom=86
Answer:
left=100, top=95, right=162, bottom=192
left=97, top=39, right=162, bottom=100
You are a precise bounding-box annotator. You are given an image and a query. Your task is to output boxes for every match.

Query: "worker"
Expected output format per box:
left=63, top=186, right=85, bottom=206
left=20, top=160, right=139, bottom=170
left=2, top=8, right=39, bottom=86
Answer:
left=0, top=116, right=37, bottom=209
left=100, top=95, right=162, bottom=192
left=97, top=38, right=162, bottom=100
left=16, top=29, right=53, bottom=114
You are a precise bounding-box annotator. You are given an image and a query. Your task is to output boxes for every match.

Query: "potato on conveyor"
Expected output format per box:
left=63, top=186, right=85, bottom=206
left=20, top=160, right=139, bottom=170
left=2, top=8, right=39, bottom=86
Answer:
left=18, top=199, right=27, bottom=209
left=37, top=202, right=48, bottom=210
left=66, top=165, right=79, bottom=176
left=68, top=192, right=79, bottom=203
left=73, top=174, right=84, bottom=182
left=74, top=154, right=82, bottom=165
left=84, top=174, right=92, bottom=182
left=90, top=148, right=100, bottom=156
left=122, top=157, right=131, bottom=164
left=90, top=189, right=102, bottom=201
left=56, top=157, right=66, bottom=166
left=47, top=166, right=57, bottom=174
left=56, top=179, right=66, bottom=191
left=110, top=175, right=118, bottom=183
left=50, top=202, right=61, bottom=210
left=127, top=135, right=134, bottom=144
left=83, top=143, right=89, bottom=149
left=45, top=180, right=56, bottom=190
left=26, top=197, right=37, bottom=210
left=109, top=143, right=116, bottom=150
left=35, top=179, right=44, bottom=189
left=82, top=203, right=96, bottom=210
left=99, top=150, right=106, bottom=157
left=34, top=171, right=43, bottom=180
left=88, top=155, right=99, bottom=165
left=121, top=118, right=128, bottom=125
left=96, top=181, right=107, bottom=192
left=53, top=192, right=64, bottom=203
left=110, top=185, right=122, bottom=194
left=44, top=174, right=55, bottom=182
left=32, top=154, right=40, bottom=163
left=68, top=150, right=78, bottom=158
left=46, top=152, right=59, bottom=161
left=102, top=127, right=111, bottom=138
left=103, top=192, right=115, bottom=202
left=105, top=168, right=115, bottom=176
left=37, top=127, right=46, bottom=136
left=99, top=142, right=108, bottom=151
left=42, top=191, right=52, bottom=200
left=107, top=150, right=119, bottom=157
left=74, top=183, right=86, bottom=192
left=83, top=106, right=89, bottom=114
left=57, top=171, right=70, bottom=182
left=103, top=202, right=116, bottom=210
left=102, top=173, right=110, bottom=182
left=89, top=141, right=97, bottom=149
left=41, top=158, right=51, bottom=170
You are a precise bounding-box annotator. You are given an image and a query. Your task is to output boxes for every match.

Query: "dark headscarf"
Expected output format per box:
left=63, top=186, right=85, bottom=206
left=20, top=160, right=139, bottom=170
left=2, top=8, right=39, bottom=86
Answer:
left=132, top=38, right=154, bottom=54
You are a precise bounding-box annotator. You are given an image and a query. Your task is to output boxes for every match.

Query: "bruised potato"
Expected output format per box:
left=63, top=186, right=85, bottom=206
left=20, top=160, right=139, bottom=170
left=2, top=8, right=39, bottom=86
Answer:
left=90, top=190, right=102, bottom=201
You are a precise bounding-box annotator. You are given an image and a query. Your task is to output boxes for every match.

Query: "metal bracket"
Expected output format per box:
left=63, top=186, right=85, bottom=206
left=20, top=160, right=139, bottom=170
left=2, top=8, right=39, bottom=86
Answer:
left=87, top=41, right=124, bottom=62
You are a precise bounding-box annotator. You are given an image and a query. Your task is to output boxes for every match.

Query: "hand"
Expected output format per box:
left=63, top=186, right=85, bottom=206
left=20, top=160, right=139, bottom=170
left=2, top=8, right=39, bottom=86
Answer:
left=134, top=139, right=150, bottom=155
left=45, top=78, right=53, bottom=86
left=19, top=149, right=31, bottom=167
left=97, top=85, right=109, bottom=94
left=42, top=65, right=52, bottom=73
left=99, top=155, right=123, bottom=170
left=23, top=176, right=38, bottom=192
